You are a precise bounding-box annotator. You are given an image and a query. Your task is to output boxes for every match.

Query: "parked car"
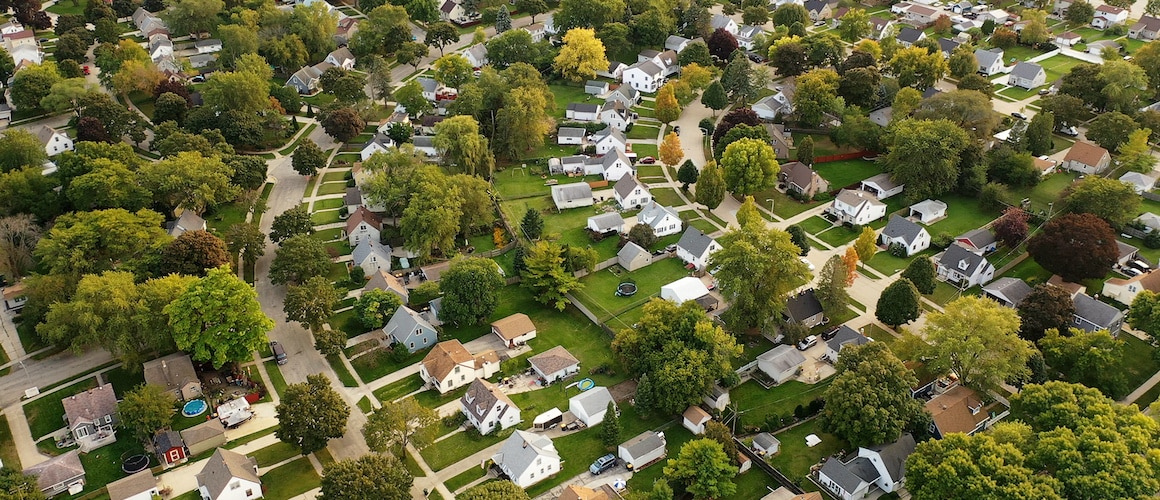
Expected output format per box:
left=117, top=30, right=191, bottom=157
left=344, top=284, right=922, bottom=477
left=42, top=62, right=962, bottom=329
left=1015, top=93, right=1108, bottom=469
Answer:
left=639, top=156, right=657, bottom=164
left=822, top=326, right=841, bottom=341
left=799, top=256, right=815, bottom=271
left=797, top=335, right=818, bottom=351
left=1124, top=267, right=1143, bottom=277
left=82, top=65, right=91, bottom=75
left=673, top=125, right=681, bottom=135
left=1059, top=126, right=1079, bottom=136
left=746, top=51, right=767, bottom=63
left=590, top=454, right=618, bottom=475
left=1131, top=259, right=1152, bottom=271
left=1011, top=112, right=1028, bottom=120
left=270, top=341, right=288, bottom=364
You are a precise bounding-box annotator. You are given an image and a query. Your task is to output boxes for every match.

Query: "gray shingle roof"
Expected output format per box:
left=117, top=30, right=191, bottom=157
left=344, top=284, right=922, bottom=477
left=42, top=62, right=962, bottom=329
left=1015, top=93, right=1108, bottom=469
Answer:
left=62, top=383, right=117, bottom=429
left=614, top=175, right=642, bottom=199
left=344, top=187, right=362, bottom=206
left=593, top=126, right=626, bottom=145
left=153, top=430, right=184, bottom=453
left=753, top=432, right=779, bottom=451
left=194, top=38, right=221, bottom=48
left=938, top=37, right=960, bottom=54
left=1010, top=61, right=1044, bottom=81
left=804, top=0, right=828, bottom=13
left=629, top=60, right=664, bottom=77
left=417, top=77, right=438, bottom=93
left=982, top=277, right=1033, bottom=307
left=570, top=387, right=614, bottom=417
left=975, top=48, right=1003, bottom=68
left=24, top=450, right=85, bottom=493
left=493, top=430, right=559, bottom=478
left=567, top=102, right=599, bottom=114
left=882, top=215, right=925, bottom=245
left=956, top=228, right=996, bottom=250
left=196, top=449, right=259, bottom=500
left=106, top=471, right=155, bottom=500
left=867, top=433, right=916, bottom=482
left=826, top=325, right=870, bottom=353
left=1073, top=293, right=1122, bottom=331
left=180, top=420, right=225, bottom=447
left=352, top=239, right=391, bottom=266
left=552, top=182, right=593, bottom=203
left=142, top=353, right=198, bottom=396
left=710, top=14, right=733, bottom=29
left=677, top=226, right=716, bottom=258
left=638, top=201, right=678, bottom=229
left=897, top=27, right=924, bottom=43
left=621, top=431, right=665, bottom=460
left=618, top=241, right=650, bottom=263
left=385, top=305, right=434, bottom=344
left=588, top=212, right=624, bottom=231
left=757, top=344, right=806, bottom=374
left=461, top=378, right=517, bottom=423
left=558, top=127, right=586, bottom=139
left=785, top=289, right=823, bottom=323
left=940, top=243, right=989, bottom=275
left=820, top=456, right=877, bottom=493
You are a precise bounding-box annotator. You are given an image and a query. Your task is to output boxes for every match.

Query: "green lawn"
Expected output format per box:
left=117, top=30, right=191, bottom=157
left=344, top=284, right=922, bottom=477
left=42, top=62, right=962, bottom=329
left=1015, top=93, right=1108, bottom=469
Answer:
left=24, top=378, right=98, bottom=439
left=329, top=308, right=365, bottom=339
left=766, top=418, right=848, bottom=481
left=205, top=199, right=252, bottom=235
left=636, top=165, right=664, bottom=178
left=102, top=366, right=146, bottom=398
left=445, top=466, right=487, bottom=493
left=814, top=225, right=859, bottom=247
left=327, top=354, right=358, bottom=387
left=1038, top=55, right=1084, bottom=86
left=570, top=258, right=690, bottom=325
left=420, top=429, right=510, bottom=471
left=799, top=216, right=834, bottom=235
left=317, top=182, right=349, bottom=196
left=651, top=187, right=688, bottom=207
left=311, top=209, right=343, bottom=225
left=867, top=248, right=936, bottom=276
left=998, top=43, right=1050, bottom=63
left=263, top=361, right=288, bottom=397
left=998, top=85, right=1042, bottom=101
left=813, top=159, right=881, bottom=189
left=252, top=441, right=302, bottom=467
left=1122, top=335, right=1160, bottom=393
left=627, top=125, right=661, bottom=141
left=750, top=188, right=822, bottom=219
left=548, top=84, right=597, bottom=120
left=313, top=198, right=344, bottom=211
left=357, top=396, right=374, bottom=414
left=924, top=195, right=1001, bottom=239
left=1000, top=256, right=1052, bottom=286
left=730, top=378, right=833, bottom=429
left=373, top=375, right=426, bottom=404
left=46, top=0, right=85, bottom=15
left=688, top=218, right=719, bottom=234
left=1005, top=171, right=1079, bottom=214
left=0, top=416, right=20, bottom=469
left=77, top=438, right=155, bottom=496
left=493, top=171, right=601, bottom=200
left=262, top=458, right=321, bottom=500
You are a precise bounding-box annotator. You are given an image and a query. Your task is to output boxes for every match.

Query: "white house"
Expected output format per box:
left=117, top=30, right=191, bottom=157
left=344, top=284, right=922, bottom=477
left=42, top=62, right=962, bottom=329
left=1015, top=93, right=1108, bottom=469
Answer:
left=757, top=345, right=806, bottom=384
left=860, top=173, right=904, bottom=199
left=974, top=48, right=1005, bottom=76
left=660, top=277, right=711, bottom=305
left=464, top=44, right=488, bottom=68
left=1061, top=141, right=1111, bottom=174
left=491, top=313, right=536, bottom=349
left=569, top=387, right=615, bottom=427
left=665, top=35, right=691, bottom=52
left=1130, top=15, right=1160, bottom=40
left=551, top=183, right=595, bottom=210
left=599, top=101, right=635, bottom=131
left=1093, top=4, right=1128, bottom=29
left=825, top=326, right=871, bottom=363
left=351, top=239, right=391, bottom=276
left=194, top=38, right=222, bottom=54
left=37, top=126, right=73, bottom=156
left=196, top=449, right=261, bottom=500
left=736, top=25, right=764, bottom=50
left=439, top=0, right=465, bottom=22
left=901, top=3, right=937, bottom=23
left=189, top=53, right=216, bottom=68
left=752, top=433, right=780, bottom=456
left=599, top=149, right=635, bottom=181
left=1103, top=270, right=1160, bottom=306
left=827, top=189, right=887, bottom=226
left=557, top=127, right=586, bottom=145
left=619, top=431, right=667, bottom=471
left=598, top=61, right=627, bottom=80
left=751, top=84, right=795, bottom=120
left=384, top=306, right=438, bottom=354
left=585, top=80, right=609, bottom=95
left=817, top=434, right=917, bottom=500
left=682, top=406, right=712, bottom=435
left=983, top=277, right=1034, bottom=308
left=460, top=378, right=521, bottom=434
left=614, top=176, right=651, bottom=210
left=148, top=34, right=173, bottom=61
left=106, top=471, right=157, bottom=500
left=1120, top=172, right=1155, bottom=194
left=622, top=60, right=665, bottom=93
left=636, top=201, right=682, bottom=237
left=528, top=346, right=580, bottom=383
left=676, top=226, right=721, bottom=270
left=869, top=17, right=896, bottom=40
left=420, top=340, right=499, bottom=393
left=935, top=243, right=996, bottom=288
left=593, top=127, right=627, bottom=155
left=605, top=86, right=640, bottom=108
left=492, top=431, right=560, bottom=488
left=710, top=14, right=738, bottom=34
left=587, top=212, right=625, bottom=234
left=879, top=215, right=931, bottom=256
left=360, top=134, right=394, bottom=162
left=618, top=242, right=653, bottom=271
left=908, top=199, right=947, bottom=224
left=324, top=47, right=356, bottom=70
left=565, top=103, right=600, bottom=121
left=1008, top=61, right=1046, bottom=89
left=1055, top=31, right=1082, bottom=46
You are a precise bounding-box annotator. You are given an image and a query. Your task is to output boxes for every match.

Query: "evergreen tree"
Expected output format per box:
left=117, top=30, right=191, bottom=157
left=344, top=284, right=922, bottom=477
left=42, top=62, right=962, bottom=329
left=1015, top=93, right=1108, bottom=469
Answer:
left=787, top=225, right=809, bottom=256
left=495, top=5, right=512, bottom=32
left=677, top=160, right=699, bottom=190
left=900, top=258, right=936, bottom=294
left=1026, top=111, right=1054, bottom=156
left=701, top=80, right=727, bottom=115
left=635, top=373, right=654, bottom=415
left=600, top=401, right=621, bottom=449
left=876, top=278, right=921, bottom=327
left=796, top=135, right=815, bottom=165
left=521, top=207, right=543, bottom=240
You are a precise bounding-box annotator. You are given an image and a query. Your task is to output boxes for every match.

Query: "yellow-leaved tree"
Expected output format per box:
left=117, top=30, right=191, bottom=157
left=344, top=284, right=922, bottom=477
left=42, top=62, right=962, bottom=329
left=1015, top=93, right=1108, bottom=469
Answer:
left=553, top=28, right=609, bottom=82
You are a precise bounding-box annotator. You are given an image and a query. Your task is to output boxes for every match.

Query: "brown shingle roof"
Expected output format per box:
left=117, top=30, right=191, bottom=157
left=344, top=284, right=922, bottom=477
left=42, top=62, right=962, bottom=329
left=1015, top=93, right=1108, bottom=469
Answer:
left=925, top=385, right=988, bottom=435
left=180, top=419, right=225, bottom=447
left=62, top=383, right=118, bottom=429
left=106, top=470, right=156, bottom=500
left=422, top=340, right=474, bottom=382
left=364, top=269, right=408, bottom=299
left=345, top=206, right=383, bottom=236
left=528, top=346, right=580, bottom=376
left=3, top=282, right=25, bottom=300
left=142, top=353, right=198, bottom=396
left=1063, top=141, right=1109, bottom=167
left=683, top=405, right=711, bottom=424
left=23, top=450, right=84, bottom=492
left=491, top=313, right=536, bottom=340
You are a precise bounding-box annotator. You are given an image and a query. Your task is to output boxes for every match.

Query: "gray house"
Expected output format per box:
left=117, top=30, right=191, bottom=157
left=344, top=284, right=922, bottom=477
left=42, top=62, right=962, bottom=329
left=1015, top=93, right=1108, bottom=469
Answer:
left=286, top=65, right=324, bottom=94
left=982, top=277, right=1033, bottom=308
left=618, top=431, right=667, bottom=470
left=784, top=289, right=825, bottom=327
left=24, top=450, right=86, bottom=497
left=1072, top=293, right=1124, bottom=334
left=1008, top=61, right=1046, bottom=89
left=551, top=183, right=594, bottom=210
left=63, top=383, right=119, bottom=452
left=143, top=353, right=202, bottom=401
left=585, top=80, right=609, bottom=95
left=826, top=326, right=871, bottom=362
left=384, top=305, right=438, bottom=353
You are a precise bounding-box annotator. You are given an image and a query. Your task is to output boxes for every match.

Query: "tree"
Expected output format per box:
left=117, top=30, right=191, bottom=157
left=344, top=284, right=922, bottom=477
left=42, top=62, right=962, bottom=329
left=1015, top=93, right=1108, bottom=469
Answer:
left=1040, top=327, right=1127, bottom=398
left=161, top=230, right=230, bottom=276
left=851, top=226, right=876, bottom=264
left=721, top=138, right=778, bottom=196
left=600, top=401, right=620, bottom=449
left=424, top=22, right=459, bottom=57
left=515, top=0, right=548, bottom=21
left=876, top=279, right=921, bottom=327
left=707, top=28, right=739, bottom=62
left=816, top=255, right=850, bottom=313
left=1086, top=111, right=1138, bottom=152
left=655, top=84, right=681, bottom=124
left=1024, top=111, right=1054, bottom=156
left=440, top=257, right=504, bottom=325
left=627, top=223, right=658, bottom=250
left=225, top=223, right=265, bottom=270
left=1150, top=0, right=1160, bottom=15
left=899, top=258, right=935, bottom=296
left=139, top=152, right=238, bottom=215
left=320, top=107, right=367, bottom=143
left=320, top=454, right=412, bottom=500
left=54, top=33, right=88, bottom=63
left=554, top=28, right=609, bottom=82
left=769, top=38, right=808, bottom=78
left=0, top=466, right=44, bottom=500
left=906, top=432, right=1060, bottom=500
left=992, top=207, right=1029, bottom=249
left=1099, top=60, right=1148, bottom=113
left=948, top=46, right=978, bottom=80
left=711, top=223, right=810, bottom=330
left=276, top=374, right=350, bottom=454
left=432, top=55, right=473, bottom=89
left=270, top=235, right=332, bottom=286
left=889, top=46, right=948, bottom=90
left=836, top=7, right=871, bottom=41
left=1019, top=9, right=1050, bottom=45
left=695, top=161, right=726, bottom=209
left=459, top=481, right=531, bottom=500
left=0, top=215, right=39, bottom=279
left=793, top=69, right=842, bottom=127
left=1129, top=290, right=1160, bottom=339
left=433, top=116, right=494, bottom=177
left=663, top=439, right=737, bottom=499
left=1062, top=176, right=1139, bottom=229
left=153, top=92, right=189, bottom=126
left=1117, top=128, right=1157, bottom=173
left=354, top=288, right=403, bottom=330
left=521, top=208, right=543, bottom=240
left=1016, top=284, right=1075, bottom=342
left=201, top=66, right=271, bottom=116
left=677, top=160, right=699, bottom=190
left=117, top=384, right=175, bottom=442
left=284, top=275, right=340, bottom=338
left=167, top=267, right=273, bottom=368
left=701, top=81, right=727, bottom=116
left=495, top=86, right=552, bottom=160
left=34, top=208, right=169, bottom=277
left=0, top=129, right=48, bottom=173
left=270, top=206, right=314, bottom=243
left=485, top=30, right=550, bottom=69
left=521, top=240, right=582, bottom=311
left=362, top=396, right=438, bottom=455
left=494, top=4, right=511, bottom=32
left=10, top=62, right=62, bottom=111
left=656, top=133, right=683, bottom=168
left=1065, top=0, right=1095, bottom=24
left=822, top=342, right=925, bottom=447
left=793, top=136, right=816, bottom=168
left=882, top=119, right=971, bottom=202
left=1027, top=213, right=1118, bottom=282
left=164, top=0, right=223, bottom=36
left=922, top=296, right=1033, bottom=390
left=292, top=140, right=327, bottom=177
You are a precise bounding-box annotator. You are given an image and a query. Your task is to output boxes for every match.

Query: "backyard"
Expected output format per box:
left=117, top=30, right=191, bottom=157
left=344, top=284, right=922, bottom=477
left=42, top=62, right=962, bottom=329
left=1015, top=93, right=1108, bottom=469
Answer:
left=23, top=377, right=99, bottom=440
left=570, top=258, right=691, bottom=325
left=730, top=378, right=833, bottom=430
left=766, top=418, right=849, bottom=481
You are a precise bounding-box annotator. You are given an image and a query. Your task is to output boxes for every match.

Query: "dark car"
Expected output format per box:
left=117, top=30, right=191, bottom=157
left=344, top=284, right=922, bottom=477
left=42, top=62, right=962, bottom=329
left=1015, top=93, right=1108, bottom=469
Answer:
left=639, top=156, right=657, bottom=164
left=270, top=341, right=288, bottom=365
left=746, top=51, right=767, bottom=63
left=589, top=454, right=618, bottom=475
left=673, top=125, right=681, bottom=135
left=1011, top=112, right=1028, bottom=120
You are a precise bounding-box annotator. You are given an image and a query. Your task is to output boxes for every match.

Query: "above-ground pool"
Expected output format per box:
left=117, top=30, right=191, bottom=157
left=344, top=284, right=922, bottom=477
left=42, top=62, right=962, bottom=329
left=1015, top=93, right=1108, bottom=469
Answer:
left=182, top=399, right=207, bottom=417
left=122, top=454, right=150, bottom=474
left=577, top=378, right=596, bottom=391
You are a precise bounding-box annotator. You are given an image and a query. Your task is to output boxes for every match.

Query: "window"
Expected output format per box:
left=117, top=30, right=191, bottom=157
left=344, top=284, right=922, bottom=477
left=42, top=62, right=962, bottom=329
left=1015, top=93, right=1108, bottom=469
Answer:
left=246, top=489, right=253, bottom=497
left=409, top=342, right=414, bottom=348
left=105, top=415, right=112, bottom=423
left=76, top=427, right=89, bottom=438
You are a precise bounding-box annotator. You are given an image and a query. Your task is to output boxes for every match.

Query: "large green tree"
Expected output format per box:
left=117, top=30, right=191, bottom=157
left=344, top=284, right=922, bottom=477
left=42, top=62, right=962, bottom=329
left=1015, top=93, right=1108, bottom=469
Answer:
left=721, top=138, right=779, bottom=196
left=882, top=119, right=971, bottom=202
left=1063, top=176, right=1140, bottom=228
left=161, top=230, right=230, bottom=276
left=320, top=454, right=412, bottom=500
left=117, top=384, right=176, bottom=442
left=362, top=397, right=439, bottom=454
left=695, top=161, right=726, bottom=209
left=921, top=295, right=1033, bottom=390
left=270, top=235, right=332, bottom=286
left=276, top=374, right=350, bottom=454
left=876, top=278, right=921, bottom=327
left=1027, top=213, right=1119, bottom=282
left=34, top=208, right=170, bottom=277
left=1039, top=328, right=1127, bottom=399
left=284, top=276, right=341, bottom=347
left=906, top=430, right=1061, bottom=500
left=166, top=266, right=274, bottom=368
left=710, top=221, right=810, bottom=330
left=520, top=240, right=582, bottom=311
left=270, top=206, right=314, bottom=243
left=663, top=439, right=737, bottom=499
left=439, top=256, right=504, bottom=325
left=459, top=481, right=531, bottom=500
left=822, top=342, right=926, bottom=447
left=1017, top=284, right=1074, bottom=342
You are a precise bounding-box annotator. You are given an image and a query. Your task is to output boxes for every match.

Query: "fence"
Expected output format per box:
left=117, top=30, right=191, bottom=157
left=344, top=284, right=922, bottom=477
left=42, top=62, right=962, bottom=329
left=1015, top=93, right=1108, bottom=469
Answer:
left=814, top=150, right=875, bottom=163
left=734, top=437, right=805, bottom=495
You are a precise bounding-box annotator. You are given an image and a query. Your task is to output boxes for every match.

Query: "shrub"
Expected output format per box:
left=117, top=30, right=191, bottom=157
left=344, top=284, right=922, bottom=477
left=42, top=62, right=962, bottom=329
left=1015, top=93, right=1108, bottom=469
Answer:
left=889, top=242, right=907, bottom=257
left=1147, top=231, right=1160, bottom=249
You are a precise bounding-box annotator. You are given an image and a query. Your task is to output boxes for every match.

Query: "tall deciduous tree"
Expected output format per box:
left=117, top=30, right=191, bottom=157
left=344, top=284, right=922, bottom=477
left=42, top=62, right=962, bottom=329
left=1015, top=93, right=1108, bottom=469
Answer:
left=1130, top=290, right=1160, bottom=338
left=0, top=214, right=40, bottom=279
left=815, top=255, right=849, bottom=313
left=677, top=160, right=699, bottom=190
left=710, top=222, right=811, bottom=330
left=284, top=276, right=340, bottom=336
left=993, top=207, right=1029, bottom=248
left=270, top=206, right=314, bottom=243
left=521, top=240, right=582, bottom=311
left=440, top=256, right=504, bottom=325
left=363, top=397, right=438, bottom=454
left=695, top=161, right=726, bottom=209
left=922, top=295, right=1033, bottom=390
left=900, top=257, right=936, bottom=294
left=663, top=439, right=737, bottom=499
left=854, top=226, right=877, bottom=264
left=161, top=230, right=230, bottom=276
left=701, top=81, right=727, bottom=115
left=659, top=132, right=682, bottom=166
left=1085, top=111, right=1138, bottom=152
left=354, top=288, right=402, bottom=330
left=34, top=208, right=169, bottom=277
left=1063, top=176, right=1140, bottom=228
left=1039, top=328, right=1127, bottom=398
left=655, top=84, right=681, bottom=124
left=876, top=278, right=921, bottom=327
left=1027, top=213, right=1118, bottom=282
left=321, top=107, right=367, bottom=143
left=553, top=28, right=609, bottom=82
left=167, top=266, right=273, bottom=368
left=822, top=342, right=925, bottom=447
left=721, top=138, right=779, bottom=196
left=793, top=69, right=842, bottom=127
left=1026, top=111, right=1054, bottom=156
left=0, top=129, right=49, bottom=173
left=226, top=223, right=265, bottom=270
left=292, top=140, right=327, bottom=177
left=433, top=116, right=494, bottom=177
left=1118, top=128, right=1157, bottom=173
left=882, top=119, right=971, bottom=202
left=276, top=374, right=350, bottom=454
left=270, top=235, right=331, bottom=286
left=320, top=454, right=412, bottom=500
left=459, top=481, right=531, bottom=500
left=117, top=384, right=175, bottom=442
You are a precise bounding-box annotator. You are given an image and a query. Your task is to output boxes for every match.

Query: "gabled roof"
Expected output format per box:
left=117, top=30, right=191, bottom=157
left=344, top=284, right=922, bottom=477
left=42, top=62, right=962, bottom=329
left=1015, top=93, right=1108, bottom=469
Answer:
left=385, top=305, right=435, bottom=342
left=528, top=345, right=579, bottom=375
left=861, top=173, right=900, bottom=192
left=835, top=189, right=885, bottom=211
left=905, top=3, right=937, bottom=15
left=867, top=434, right=916, bottom=483
left=1009, top=61, right=1044, bottom=80
left=909, top=199, right=947, bottom=217
left=780, top=161, right=818, bottom=190
left=1120, top=171, right=1155, bottom=191
left=881, top=214, right=925, bottom=245
left=826, top=325, right=869, bottom=353
left=492, top=313, right=535, bottom=340
left=638, top=201, right=679, bottom=229
left=609, top=85, right=638, bottom=100
left=621, top=431, right=665, bottom=459
left=588, top=212, right=624, bottom=231
left=180, top=419, right=226, bottom=447
left=758, top=344, right=806, bottom=374
left=493, top=430, right=559, bottom=477
left=197, top=449, right=259, bottom=500
left=1095, top=3, right=1124, bottom=14
left=804, top=0, right=829, bottom=13
left=683, top=405, right=711, bottom=424
left=677, top=226, right=717, bottom=258
left=106, top=471, right=156, bottom=500
left=142, top=353, right=198, bottom=395
left=600, top=100, right=630, bottom=119
left=820, top=456, right=877, bottom=493
left=462, top=378, right=517, bottom=422
left=785, top=289, right=823, bottom=322
left=753, top=432, right=779, bottom=450
left=585, top=79, right=607, bottom=88
left=957, top=227, right=996, bottom=250
left=939, top=243, right=990, bottom=275
left=36, top=125, right=62, bottom=144
left=710, top=13, right=734, bottom=29
left=614, top=175, right=643, bottom=199
left=665, top=35, right=691, bottom=50
left=422, top=340, right=474, bottom=381
left=345, top=206, right=383, bottom=236
left=552, top=182, right=593, bottom=203
left=925, top=385, right=987, bottom=435
left=1133, top=15, right=1160, bottom=32
left=62, top=383, right=118, bottom=429
left=154, top=430, right=185, bottom=452
left=1073, top=293, right=1121, bottom=330
left=344, top=186, right=362, bottom=206
left=627, top=60, right=664, bottom=77
left=416, top=77, right=438, bottom=93
left=571, top=386, right=614, bottom=416
left=897, top=27, right=924, bottom=44
left=983, top=277, right=1033, bottom=306
left=974, top=48, right=1003, bottom=68
left=189, top=54, right=216, bottom=65
left=558, top=127, right=586, bottom=139
left=938, top=37, right=960, bottom=54
left=364, top=269, right=408, bottom=299
left=593, top=126, right=626, bottom=145
left=1056, top=31, right=1081, bottom=40
left=328, top=46, right=355, bottom=63
left=351, top=238, right=391, bottom=265
left=24, top=450, right=84, bottom=492
left=618, top=241, right=650, bottom=263
left=567, top=102, right=599, bottom=114
left=440, top=0, right=456, bottom=13
left=1063, top=141, right=1109, bottom=166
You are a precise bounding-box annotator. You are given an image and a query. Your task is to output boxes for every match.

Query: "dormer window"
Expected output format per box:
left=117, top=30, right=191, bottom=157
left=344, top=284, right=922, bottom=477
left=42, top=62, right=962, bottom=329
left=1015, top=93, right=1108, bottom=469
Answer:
left=958, top=260, right=969, bottom=271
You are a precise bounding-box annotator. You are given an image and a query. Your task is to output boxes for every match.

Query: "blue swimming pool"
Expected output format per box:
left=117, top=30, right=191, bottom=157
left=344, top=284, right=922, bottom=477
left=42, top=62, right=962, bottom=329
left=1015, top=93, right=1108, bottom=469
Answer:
left=577, top=378, right=595, bottom=391
left=182, top=399, right=207, bottom=417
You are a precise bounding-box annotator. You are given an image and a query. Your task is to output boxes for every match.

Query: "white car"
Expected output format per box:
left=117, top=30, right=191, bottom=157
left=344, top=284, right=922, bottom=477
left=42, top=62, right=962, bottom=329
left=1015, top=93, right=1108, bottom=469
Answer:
left=800, top=256, right=815, bottom=271
left=797, top=335, right=819, bottom=351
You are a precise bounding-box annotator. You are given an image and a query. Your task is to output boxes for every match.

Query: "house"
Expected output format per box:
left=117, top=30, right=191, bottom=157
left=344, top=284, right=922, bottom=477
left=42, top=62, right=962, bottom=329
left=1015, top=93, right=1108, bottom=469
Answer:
left=896, top=27, right=926, bottom=48
left=181, top=420, right=226, bottom=457
left=565, top=103, right=600, bottom=121
left=1120, top=172, right=1155, bottom=194
left=860, top=173, right=904, bottom=199
left=1033, top=156, right=1057, bottom=175
left=23, top=450, right=85, bottom=497
left=149, top=34, right=173, bottom=61
left=593, top=126, right=628, bottom=155
left=412, top=136, right=439, bottom=157
left=926, top=385, right=991, bottom=438
left=779, top=161, right=829, bottom=198
left=286, top=65, right=323, bottom=94
left=359, top=133, right=393, bottom=162
left=618, top=242, right=653, bottom=272
left=1061, top=141, right=1111, bottom=174
left=460, top=378, right=521, bottom=434
left=463, top=44, right=488, bottom=68
left=0, top=20, right=21, bottom=37
left=661, top=276, right=711, bottom=305
left=1130, top=15, right=1160, bottom=40
left=351, top=239, right=392, bottom=276
left=37, top=126, right=73, bottom=156
left=751, top=84, right=795, bottom=120
left=605, top=86, right=640, bottom=108
left=557, top=127, right=587, bottom=146
left=528, top=345, right=580, bottom=383
left=950, top=0, right=972, bottom=13
left=133, top=8, right=167, bottom=35
left=676, top=226, right=721, bottom=270
left=902, top=3, right=938, bottom=23
left=869, top=17, right=896, bottom=40
left=154, top=430, right=188, bottom=467
left=344, top=206, right=382, bottom=247
left=619, top=431, right=667, bottom=471
left=384, top=306, right=438, bottom=353
left=980, top=8, right=1010, bottom=23
left=757, top=344, right=807, bottom=384
left=492, top=431, right=560, bottom=488
left=682, top=405, right=711, bottom=435
left=439, top=0, right=465, bottom=22
left=106, top=471, right=157, bottom=500
left=937, top=38, right=960, bottom=58
left=587, top=212, right=625, bottom=234
left=523, top=22, right=546, bottom=42
left=636, top=201, right=682, bottom=237
left=908, top=199, right=947, bottom=224
left=935, top=243, right=996, bottom=288
left=804, top=0, right=833, bottom=20
left=1055, top=31, right=1082, bottom=47
left=665, top=35, right=692, bottom=53
left=1072, top=293, right=1124, bottom=333
left=879, top=215, right=931, bottom=256
left=585, top=80, right=609, bottom=95
left=785, top=289, right=825, bottom=327
left=492, top=313, right=536, bottom=348
left=570, top=387, right=615, bottom=426
left=1104, top=269, right=1160, bottom=306
left=189, top=53, right=216, bottom=69
left=752, top=432, right=780, bottom=456
left=1050, top=0, right=1073, bottom=15
left=334, top=17, right=359, bottom=45
left=599, top=101, right=635, bottom=131
left=420, top=340, right=499, bottom=393
left=3, top=282, right=25, bottom=311
left=196, top=449, right=262, bottom=500
left=768, top=124, right=795, bottom=158
left=736, top=25, right=764, bottom=50
left=614, top=176, right=651, bottom=210
left=364, top=269, right=409, bottom=304
left=324, top=47, right=356, bottom=70
left=1088, top=39, right=1122, bottom=54
left=703, top=385, right=730, bottom=412
left=825, top=326, right=871, bottom=362
left=1008, top=62, right=1046, bottom=89
left=193, top=38, right=222, bottom=54
left=975, top=48, right=1004, bottom=76
left=1093, top=4, right=1128, bottom=29
left=598, top=61, right=627, bottom=80
left=955, top=227, right=997, bottom=254
left=143, top=353, right=202, bottom=401
left=982, top=277, right=1033, bottom=308
left=63, top=383, right=118, bottom=452
left=710, top=14, right=738, bottom=34
left=817, top=434, right=917, bottom=500
left=621, top=59, right=665, bottom=93
left=415, top=77, right=439, bottom=102
left=827, top=189, right=887, bottom=226
left=551, top=183, right=595, bottom=210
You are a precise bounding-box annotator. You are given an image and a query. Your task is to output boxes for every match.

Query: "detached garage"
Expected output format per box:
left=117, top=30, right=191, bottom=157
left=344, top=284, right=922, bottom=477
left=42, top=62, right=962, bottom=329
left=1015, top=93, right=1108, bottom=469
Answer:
left=619, top=431, right=667, bottom=470
left=660, top=277, right=711, bottom=305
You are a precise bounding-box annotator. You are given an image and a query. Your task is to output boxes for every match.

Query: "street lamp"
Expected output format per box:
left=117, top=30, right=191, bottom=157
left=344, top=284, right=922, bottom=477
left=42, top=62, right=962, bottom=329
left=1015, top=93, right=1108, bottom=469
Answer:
left=766, top=198, right=775, bottom=214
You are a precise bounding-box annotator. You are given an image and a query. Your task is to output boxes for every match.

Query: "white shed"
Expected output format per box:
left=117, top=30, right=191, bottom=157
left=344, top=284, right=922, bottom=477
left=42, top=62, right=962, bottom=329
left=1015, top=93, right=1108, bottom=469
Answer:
left=682, top=406, right=712, bottom=435
left=660, top=277, right=710, bottom=305
left=752, top=432, right=780, bottom=456
left=569, top=387, right=615, bottom=427
left=618, top=431, right=667, bottom=470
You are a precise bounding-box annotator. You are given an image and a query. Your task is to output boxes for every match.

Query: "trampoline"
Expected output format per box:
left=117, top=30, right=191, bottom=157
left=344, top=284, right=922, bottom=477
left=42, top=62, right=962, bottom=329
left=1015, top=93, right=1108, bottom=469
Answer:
left=615, top=282, right=637, bottom=297
left=121, top=454, right=150, bottom=474
left=577, top=378, right=596, bottom=391
left=182, top=399, right=207, bottom=417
